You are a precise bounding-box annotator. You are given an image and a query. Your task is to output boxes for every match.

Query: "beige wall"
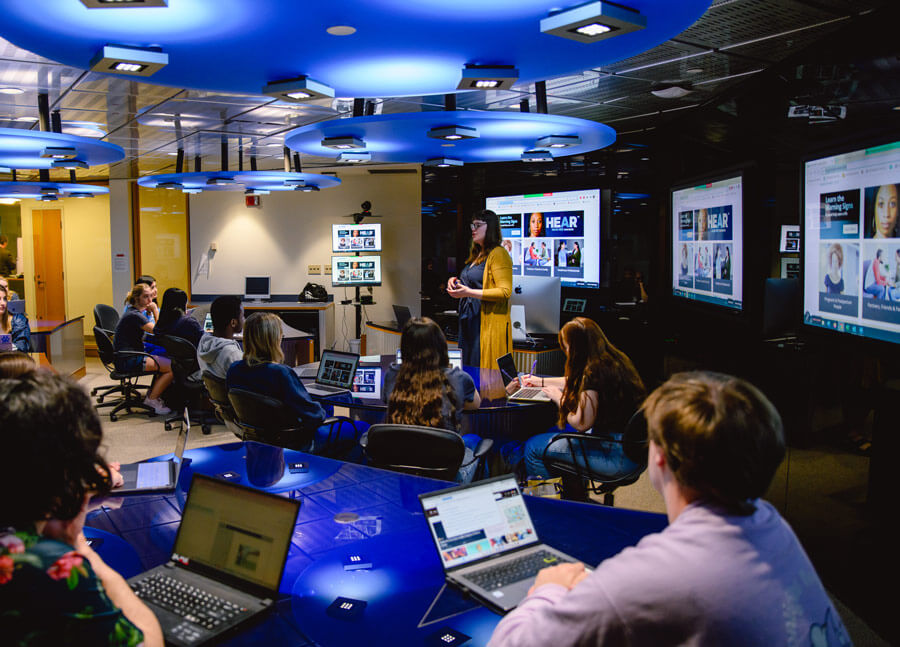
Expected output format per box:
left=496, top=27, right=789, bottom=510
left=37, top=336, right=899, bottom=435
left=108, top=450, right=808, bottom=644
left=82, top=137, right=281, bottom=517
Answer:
left=138, top=185, right=190, bottom=299
left=188, top=166, right=422, bottom=350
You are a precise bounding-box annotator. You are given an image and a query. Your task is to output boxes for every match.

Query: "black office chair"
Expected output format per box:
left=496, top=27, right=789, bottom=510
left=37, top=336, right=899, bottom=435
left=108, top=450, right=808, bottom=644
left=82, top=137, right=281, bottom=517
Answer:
left=201, top=370, right=243, bottom=440
left=92, top=326, right=158, bottom=421
left=228, top=388, right=360, bottom=458
left=541, top=410, right=648, bottom=506
left=155, top=334, right=220, bottom=434
left=91, top=304, right=138, bottom=401
left=362, top=423, right=493, bottom=482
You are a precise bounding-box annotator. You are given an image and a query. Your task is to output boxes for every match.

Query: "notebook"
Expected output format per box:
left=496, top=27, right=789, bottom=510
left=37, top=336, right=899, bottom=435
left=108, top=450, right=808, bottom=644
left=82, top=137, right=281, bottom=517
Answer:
left=128, top=474, right=300, bottom=646
left=396, top=347, right=462, bottom=370
left=303, top=349, right=360, bottom=397
left=392, top=304, right=412, bottom=331
left=497, top=353, right=551, bottom=402
left=351, top=366, right=382, bottom=400
left=116, top=409, right=190, bottom=495
left=419, top=474, right=581, bottom=614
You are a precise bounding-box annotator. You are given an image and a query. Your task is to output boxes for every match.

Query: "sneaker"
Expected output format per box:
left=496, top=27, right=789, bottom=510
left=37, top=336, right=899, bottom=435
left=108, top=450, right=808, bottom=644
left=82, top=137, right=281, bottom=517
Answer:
left=143, top=397, right=172, bottom=415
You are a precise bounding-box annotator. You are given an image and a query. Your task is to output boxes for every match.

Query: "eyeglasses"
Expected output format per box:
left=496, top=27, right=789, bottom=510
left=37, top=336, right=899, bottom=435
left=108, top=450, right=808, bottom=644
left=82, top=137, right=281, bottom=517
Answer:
left=470, top=221, right=487, bottom=231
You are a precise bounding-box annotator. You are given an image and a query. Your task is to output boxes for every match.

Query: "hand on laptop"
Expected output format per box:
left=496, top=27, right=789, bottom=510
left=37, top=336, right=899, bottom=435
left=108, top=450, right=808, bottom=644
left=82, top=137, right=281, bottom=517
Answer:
left=542, top=385, right=562, bottom=404
left=505, top=378, right=521, bottom=395
left=528, top=562, right=589, bottom=596
left=108, top=462, right=124, bottom=489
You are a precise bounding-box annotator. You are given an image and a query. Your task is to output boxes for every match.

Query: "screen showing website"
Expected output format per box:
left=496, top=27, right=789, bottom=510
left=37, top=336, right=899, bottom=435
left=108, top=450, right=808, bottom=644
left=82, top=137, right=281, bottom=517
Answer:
left=332, top=255, right=382, bottom=286
left=485, top=189, right=600, bottom=288
left=671, top=175, right=743, bottom=310
left=332, top=223, right=382, bottom=252
left=803, top=141, right=900, bottom=345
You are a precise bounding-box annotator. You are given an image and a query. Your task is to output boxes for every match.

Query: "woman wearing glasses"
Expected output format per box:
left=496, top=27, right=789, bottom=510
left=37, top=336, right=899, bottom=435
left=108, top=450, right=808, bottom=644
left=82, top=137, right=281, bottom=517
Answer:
left=447, top=210, right=513, bottom=373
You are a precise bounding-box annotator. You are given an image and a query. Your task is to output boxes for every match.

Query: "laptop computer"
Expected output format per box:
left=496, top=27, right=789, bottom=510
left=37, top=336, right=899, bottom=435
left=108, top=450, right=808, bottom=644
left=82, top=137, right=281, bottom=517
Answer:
left=392, top=304, right=412, bottom=331
left=116, top=409, right=190, bottom=495
left=351, top=365, right=382, bottom=400
left=128, top=474, right=300, bottom=646
left=497, top=353, right=551, bottom=402
left=303, top=349, right=360, bottom=397
left=396, top=347, right=462, bottom=370
left=419, top=474, right=581, bottom=614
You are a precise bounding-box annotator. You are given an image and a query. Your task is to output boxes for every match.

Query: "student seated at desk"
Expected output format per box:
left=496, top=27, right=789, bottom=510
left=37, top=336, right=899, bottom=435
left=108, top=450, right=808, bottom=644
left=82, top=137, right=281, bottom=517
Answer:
left=227, top=312, right=351, bottom=451
left=0, top=283, right=31, bottom=352
left=153, top=287, right=203, bottom=347
left=197, top=295, right=244, bottom=379
left=488, top=371, right=850, bottom=647
left=382, top=317, right=483, bottom=482
left=0, top=371, right=163, bottom=646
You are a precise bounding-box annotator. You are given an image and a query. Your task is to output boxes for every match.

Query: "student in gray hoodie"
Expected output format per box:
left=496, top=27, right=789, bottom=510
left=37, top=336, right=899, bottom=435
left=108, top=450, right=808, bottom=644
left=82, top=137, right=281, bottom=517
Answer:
left=196, top=295, right=244, bottom=379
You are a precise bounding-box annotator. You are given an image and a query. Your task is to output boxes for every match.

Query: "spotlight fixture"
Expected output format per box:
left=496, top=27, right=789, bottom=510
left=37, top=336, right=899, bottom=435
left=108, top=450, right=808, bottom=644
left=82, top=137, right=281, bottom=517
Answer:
left=541, top=2, right=646, bottom=44
left=157, top=181, right=183, bottom=190
left=457, top=65, right=519, bottom=91
left=68, top=192, right=95, bottom=199
left=182, top=188, right=202, bottom=194
left=521, top=149, right=554, bottom=162
left=79, top=0, right=168, bottom=7
left=424, top=157, right=464, bottom=168
left=427, top=125, right=479, bottom=141
left=283, top=179, right=306, bottom=187
left=536, top=135, right=582, bottom=149
left=90, top=45, right=168, bottom=77
left=321, top=136, right=365, bottom=150
left=40, top=187, right=60, bottom=195
left=263, top=77, right=335, bottom=103
left=206, top=177, right=236, bottom=186
left=297, top=185, right=320, bottom=192
left=39, top=194, right=59, bottom=201
left=40, top=146, right=78, bottom=159
left=0, top=87, right=25, bottom=95
left=244, top=188, right=270, bottom=196
left=337, top=152, right=371, bottom=163
left=51, top=159, right=88, bottom=170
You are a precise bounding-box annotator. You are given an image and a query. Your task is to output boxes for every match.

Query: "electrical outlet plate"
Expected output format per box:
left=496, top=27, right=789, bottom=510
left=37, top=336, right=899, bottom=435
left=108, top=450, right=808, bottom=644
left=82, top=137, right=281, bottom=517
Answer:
left=308, top=264, right=321, bottom=274
left=324, top=264, right=332, bottom=275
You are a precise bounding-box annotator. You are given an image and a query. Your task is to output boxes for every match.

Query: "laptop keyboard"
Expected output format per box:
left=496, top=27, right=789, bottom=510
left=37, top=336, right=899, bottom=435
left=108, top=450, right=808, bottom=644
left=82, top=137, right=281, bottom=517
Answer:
left=466, top=550, right=570, bottom=591
left=311, top=384, right=346, bottom=394
left=514, top=388, right=545, bottom=399
left=135, top=462, right=171, bottom=489
left=132, top=572, right=248, bottom=631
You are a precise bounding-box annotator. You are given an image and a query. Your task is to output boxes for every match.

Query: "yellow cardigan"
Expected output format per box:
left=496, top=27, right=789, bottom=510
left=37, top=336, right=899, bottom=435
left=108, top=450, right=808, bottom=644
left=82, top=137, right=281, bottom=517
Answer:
left=477, top=245, right=513, bottom=370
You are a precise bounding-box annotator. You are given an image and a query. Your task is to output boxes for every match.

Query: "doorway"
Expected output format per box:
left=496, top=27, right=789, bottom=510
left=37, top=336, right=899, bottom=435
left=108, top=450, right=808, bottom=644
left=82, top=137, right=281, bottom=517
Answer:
left=32, top=208, right=65, bottom=321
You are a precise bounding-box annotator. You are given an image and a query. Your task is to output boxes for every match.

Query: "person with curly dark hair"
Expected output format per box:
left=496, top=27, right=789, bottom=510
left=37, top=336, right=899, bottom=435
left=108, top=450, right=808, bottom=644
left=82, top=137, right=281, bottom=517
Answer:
left=0, top=371, right=163, bottom=646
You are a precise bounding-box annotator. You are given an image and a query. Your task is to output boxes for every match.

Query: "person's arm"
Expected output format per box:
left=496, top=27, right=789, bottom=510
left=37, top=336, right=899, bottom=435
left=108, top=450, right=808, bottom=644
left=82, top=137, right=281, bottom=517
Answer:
left=11, top=313, right=32, bottom=352
left=480, top=248, right=513, bottom=302
left=522, top=375, right=565, bottom=388
left=565, top=389, right=598, bottom=432
left=284, top=368, right=327, bottom=427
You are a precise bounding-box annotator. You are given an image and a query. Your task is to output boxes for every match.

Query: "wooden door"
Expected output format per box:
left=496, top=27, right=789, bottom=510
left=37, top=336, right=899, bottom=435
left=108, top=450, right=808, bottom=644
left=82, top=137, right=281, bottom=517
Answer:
left=32, top=209, right=65, bottom=321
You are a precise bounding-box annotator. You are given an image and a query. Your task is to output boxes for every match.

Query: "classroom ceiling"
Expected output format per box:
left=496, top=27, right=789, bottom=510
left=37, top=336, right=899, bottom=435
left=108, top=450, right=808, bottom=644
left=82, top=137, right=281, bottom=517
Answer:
left=0, top=0, right=894, bottom=184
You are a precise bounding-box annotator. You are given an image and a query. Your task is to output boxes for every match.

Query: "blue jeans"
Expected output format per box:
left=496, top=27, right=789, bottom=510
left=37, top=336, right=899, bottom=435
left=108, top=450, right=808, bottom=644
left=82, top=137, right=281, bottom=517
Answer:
left=864, top=283, right=886, bottom=299
left=523, top=428, right=639, bottom=480
left=457, top=434, right=482, bottom=484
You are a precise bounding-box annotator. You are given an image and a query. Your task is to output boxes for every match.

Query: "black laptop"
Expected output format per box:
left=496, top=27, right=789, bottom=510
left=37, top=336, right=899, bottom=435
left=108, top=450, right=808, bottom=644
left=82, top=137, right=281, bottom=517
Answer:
left=129, top=474, right=300, bottom=646
left=116, top=409, right=190, bottom=495
left=392, top=304, right=412, bottom=330
left=419, top=474, right=581, bottom=614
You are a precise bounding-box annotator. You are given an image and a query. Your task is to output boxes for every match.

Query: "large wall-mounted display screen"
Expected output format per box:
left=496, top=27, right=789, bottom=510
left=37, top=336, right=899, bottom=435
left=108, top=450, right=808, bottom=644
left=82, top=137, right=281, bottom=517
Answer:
left=485, top=188, right=600, bottom=288
left=332, top=223, right=382, bottom=252
left=802, top=140, right=900, bottom=345
left=671, top=175, right=744, bottom=310
left=332, top=255, right=382, bottom=287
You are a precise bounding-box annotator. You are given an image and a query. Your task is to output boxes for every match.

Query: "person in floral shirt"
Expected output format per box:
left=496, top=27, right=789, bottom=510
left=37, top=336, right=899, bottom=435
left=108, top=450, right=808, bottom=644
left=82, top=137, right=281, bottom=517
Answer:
left=0, top=371, right=163, bottom=646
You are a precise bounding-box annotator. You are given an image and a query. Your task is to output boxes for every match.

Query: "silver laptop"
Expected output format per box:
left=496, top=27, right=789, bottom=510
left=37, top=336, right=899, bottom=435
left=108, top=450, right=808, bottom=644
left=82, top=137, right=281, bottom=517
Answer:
left=497, top=353, right=551, bottom=402
left=128, top=474, right=300, bottom=646
left=303, top=349, right=360, bottom=397
left=116, top=409, right=190, bottom=495
left=419, top=474, right=580, bottom=614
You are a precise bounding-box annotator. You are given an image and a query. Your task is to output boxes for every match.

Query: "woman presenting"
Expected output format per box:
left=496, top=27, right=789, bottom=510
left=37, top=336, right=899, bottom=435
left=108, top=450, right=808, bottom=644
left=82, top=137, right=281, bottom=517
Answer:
left=447, top=210, right=513, bottom=370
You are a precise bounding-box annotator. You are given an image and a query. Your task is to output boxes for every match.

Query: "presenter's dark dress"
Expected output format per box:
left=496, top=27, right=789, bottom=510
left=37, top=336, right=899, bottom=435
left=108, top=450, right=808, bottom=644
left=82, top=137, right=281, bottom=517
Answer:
left=457, top=260, right=486, bottom=368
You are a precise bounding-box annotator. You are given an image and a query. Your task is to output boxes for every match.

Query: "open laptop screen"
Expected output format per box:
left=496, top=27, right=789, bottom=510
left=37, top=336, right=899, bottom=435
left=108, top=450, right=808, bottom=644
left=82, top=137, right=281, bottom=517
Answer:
left=172, top=475, right=299, bottom=592
left=396, top=348, right=463, bottom=371
left=420, top=475, right=540, bottom=570
left=351, top=366, right=381, bottom=399
left=315, top=350, right=359, bottom=388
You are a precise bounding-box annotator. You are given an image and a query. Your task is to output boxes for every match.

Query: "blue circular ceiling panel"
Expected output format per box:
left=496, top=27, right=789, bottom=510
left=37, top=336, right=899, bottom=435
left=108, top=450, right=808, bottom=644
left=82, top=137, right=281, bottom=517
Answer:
left=284, top=111, right=616, bottom=164
left=136, top=171, right=341, bottom=192
left=0, top=0, right=711, bottom=98
left=0, top=182, right=110, bottom=199
left=0, top=127, right=125, bottom=169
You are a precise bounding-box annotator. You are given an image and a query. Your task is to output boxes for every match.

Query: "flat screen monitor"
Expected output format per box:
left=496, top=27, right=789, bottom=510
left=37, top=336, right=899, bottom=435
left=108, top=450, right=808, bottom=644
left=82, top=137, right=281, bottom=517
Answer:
left=485, top=188, right=600, bottom=288
left=802, top=139, right=900, bottom=345
left=511, top=276, right=561, bottom=334
left=244, top=276, right=270, bottom=301
left=333, top=224, right=382, bottom=252
left=671, top=174, right=744, bottom=310
left=332, top=255, right=382, bottom=287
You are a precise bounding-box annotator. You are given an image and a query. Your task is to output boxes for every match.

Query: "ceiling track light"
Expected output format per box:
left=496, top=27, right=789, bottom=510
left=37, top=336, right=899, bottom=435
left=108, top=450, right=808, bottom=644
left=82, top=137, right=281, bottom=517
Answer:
left=536, top=135, right=582, bottom=149
left=244, top=188, right=270, bottom=196
left=541, top=1, right=646, bottom=44
left=79, top=0, right=168, bottom=7
left=427, top=125, right=479, bottom=141
left=206, top=177, right=236, bottom=186
left=521, top=149, right=554, bottom=162
left=51, top=159, right=88, bottom=170
left=90, top=45, right=168, bottom=77
left=157, top=181, right=183, bottom=190
left=424, top=157, right=464, bottom=168
left=321, top=136, right=365, bottom=150
left=263, top=77, right=335, bottom=103
left=40, top=146, right=78, bottom=159
left=457, top=65, right=519, bottom=91
left=337, top=152, right=371, bottom=163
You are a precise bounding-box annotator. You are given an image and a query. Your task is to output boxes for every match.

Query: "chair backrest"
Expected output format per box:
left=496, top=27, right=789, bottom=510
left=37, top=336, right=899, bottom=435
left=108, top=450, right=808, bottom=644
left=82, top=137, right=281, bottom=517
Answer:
left=363, top=423, right=466, bottom=481
left=202, top=370, right=241, bottom=436
left=94, top=304, right=120, bottom=331
left=92, top=326, right=116, bottom=367
left=228, top=387, right=312, bottom=451
left=155, top=334, right=201, bottom=383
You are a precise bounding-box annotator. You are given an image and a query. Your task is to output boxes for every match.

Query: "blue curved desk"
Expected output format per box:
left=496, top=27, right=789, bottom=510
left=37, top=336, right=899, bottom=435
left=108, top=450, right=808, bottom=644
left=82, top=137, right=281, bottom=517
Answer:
left=86, top=442, right=666, bottom=646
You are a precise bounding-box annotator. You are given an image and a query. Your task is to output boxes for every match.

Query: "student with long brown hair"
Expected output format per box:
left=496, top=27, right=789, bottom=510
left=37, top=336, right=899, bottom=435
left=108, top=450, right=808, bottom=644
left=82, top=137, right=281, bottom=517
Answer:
left=519, top=317, right=645, bottom=478
left=383, top=317, right=483, bottom=482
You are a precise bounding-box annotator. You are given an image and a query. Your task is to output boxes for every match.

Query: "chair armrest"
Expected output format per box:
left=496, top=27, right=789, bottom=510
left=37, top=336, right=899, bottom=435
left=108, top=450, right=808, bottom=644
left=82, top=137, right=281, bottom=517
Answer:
left=322, top=415, right=360, bottom=442
left=472, top=438, right=493, bottom=459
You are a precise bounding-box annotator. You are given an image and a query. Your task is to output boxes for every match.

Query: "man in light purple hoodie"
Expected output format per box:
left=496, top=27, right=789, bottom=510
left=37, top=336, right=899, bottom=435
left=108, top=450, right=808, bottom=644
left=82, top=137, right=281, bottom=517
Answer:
left=489, top=371, right=851, bottom=647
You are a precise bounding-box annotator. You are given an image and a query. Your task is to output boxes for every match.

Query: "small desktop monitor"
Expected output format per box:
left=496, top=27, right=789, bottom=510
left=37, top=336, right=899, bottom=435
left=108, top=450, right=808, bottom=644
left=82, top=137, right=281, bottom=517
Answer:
left=511, top=276, right=561, bottom=334
left=333, top=223, right=382, bottom=252
left=244, top=276, right=270, bottom=301
left=332, top=255, right=382, bottom=287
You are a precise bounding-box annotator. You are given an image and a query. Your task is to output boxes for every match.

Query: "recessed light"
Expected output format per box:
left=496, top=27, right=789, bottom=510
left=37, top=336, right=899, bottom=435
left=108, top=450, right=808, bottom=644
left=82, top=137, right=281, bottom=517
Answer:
left=650, top=85, right=691, bottom=99
left=536, top=135, right=581, bottom=149
left=68, top=192, right=95, bottom=199
left=182, top=188, right=202, bottom=194
left=541, top=2, right=646, bottom=44
left=337, top=152, right=371, bottom=163
left=40, top=187, right=60, bottom=195
left=51, top=159, right=88, bottom=170
left=39, top=194, right=59, bottom=201
left=686, top=68, right=704, bottom=75
left=157, top=181, right=183, bottom=190
left=40, top=147, right=78, bottom=159
left=297, top=185, right=320, bottom=192
left=167, top=152, right=179, bottom=156
left=424, top=157, right=464, bottom=168
left=206, top=177, right=236, bottom=186
left=15, top=116, right=38, bottom=122
left=458, top=65, right=519, bottom=91
left=79, top=0, right=168, bottom=7
left=321, top=136, right=365, bottom=150
left=521, top=150, right=554, bottom=162
left=326, top=25, right=356, bottom=36
left=283, top=179, right=306, bottom=187
left=428, top=125, right=479, bottom=141
left=0, top=87, right=25, bottom=95
left=244, top=188, right=270, bottom=196
left=263, top=77, right=335, bottom=103
left=90, top=45, right=168, bottom=77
